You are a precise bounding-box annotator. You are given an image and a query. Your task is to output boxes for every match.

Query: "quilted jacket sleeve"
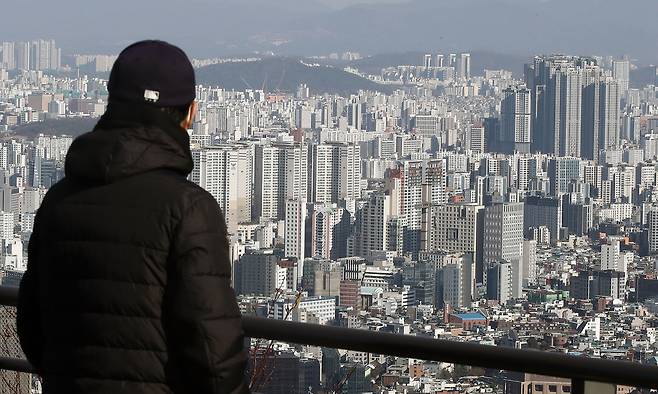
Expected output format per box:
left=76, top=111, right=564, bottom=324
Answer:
left=17, top=207, right=45, bottom=374
left=164, top=192, right=249, bottom=393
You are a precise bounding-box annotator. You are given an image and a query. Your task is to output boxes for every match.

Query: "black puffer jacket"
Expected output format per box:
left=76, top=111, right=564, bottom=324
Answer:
left=16, top=102, right=249, bottom=394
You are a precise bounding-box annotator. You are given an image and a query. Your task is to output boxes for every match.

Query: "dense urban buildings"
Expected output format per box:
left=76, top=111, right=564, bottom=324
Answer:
left=2, top=44, right=658, bottom=392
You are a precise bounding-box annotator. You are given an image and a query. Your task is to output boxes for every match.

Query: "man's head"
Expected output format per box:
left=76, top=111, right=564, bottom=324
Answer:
left=107, top=40, right=197, bottom=130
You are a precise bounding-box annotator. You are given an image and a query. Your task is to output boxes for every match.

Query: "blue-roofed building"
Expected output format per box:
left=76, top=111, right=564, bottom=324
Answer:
left=448, top=312, right=488, bottom=330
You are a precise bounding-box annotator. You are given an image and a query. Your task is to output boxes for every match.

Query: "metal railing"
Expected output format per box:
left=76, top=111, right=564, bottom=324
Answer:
left=1, top=285, right=658, bottom=393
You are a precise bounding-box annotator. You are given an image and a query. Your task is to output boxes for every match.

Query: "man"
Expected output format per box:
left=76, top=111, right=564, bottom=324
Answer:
left=16, top=40, right=249, bottom=393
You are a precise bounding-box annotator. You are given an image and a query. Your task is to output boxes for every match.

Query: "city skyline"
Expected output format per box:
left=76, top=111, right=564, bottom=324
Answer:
left=2, top=31, right=658, bottom=393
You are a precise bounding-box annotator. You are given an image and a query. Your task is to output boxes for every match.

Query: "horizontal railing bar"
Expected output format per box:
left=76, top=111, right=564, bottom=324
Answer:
left=1, top=285, right=656, bottom=388
left=241, top=317, right=658, bottom=388
left=0, top=357, right=34, bottom=374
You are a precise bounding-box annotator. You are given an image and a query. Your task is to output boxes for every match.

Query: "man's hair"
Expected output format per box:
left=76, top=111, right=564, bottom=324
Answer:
left=160, top=103, right=192, bottom=125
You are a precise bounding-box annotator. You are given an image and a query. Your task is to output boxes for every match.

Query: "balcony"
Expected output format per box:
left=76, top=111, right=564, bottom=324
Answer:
left=1, top=285, right=658, bottom=393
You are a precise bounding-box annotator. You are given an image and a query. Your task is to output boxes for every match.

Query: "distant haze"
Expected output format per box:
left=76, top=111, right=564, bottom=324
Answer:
left=1, top=0, right=656, bottom=63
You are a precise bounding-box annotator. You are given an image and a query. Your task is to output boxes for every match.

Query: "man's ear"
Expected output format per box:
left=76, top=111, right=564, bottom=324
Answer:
left=182, top=101, right=198, bottom=130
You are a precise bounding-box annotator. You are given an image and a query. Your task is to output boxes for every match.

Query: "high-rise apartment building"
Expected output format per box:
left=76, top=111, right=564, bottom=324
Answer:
left=582, top=72, right=620, bottom=160
left=4, top=40, right=61, bottom=71
left=398, top=159, right=447, bottom=231
left=422, top=203, right=484, bottom=279
left=307, top=203, right=348, bottom=260
left=457, top=53, right=471, bottom=80
left=500, top=86, right=532, bottom=153
left=423, top=54, right=432, bottom=69
left=310, top=142, right=360, bottom=204
left=524, top=195, right=562, bottom=243
left=190, top=145, right=252, bottom=233
left=1, top=42, right=15, bottom=70
left=527, top=56, right=587, bottom=156
left=284, top=199, right=306, bottom=279
left=15, top=42, right=30, bottom=70
left=527, top=55, right=620, bottom=159
left=234, top=251, right=285, bottom=296
left=548, top=157, right=583, bottom=196
left=600, top=238, right=629, bottom=273
left=648, top=208, right=658, bottom=254
left=612, top=59, right=630, bottom=97
left=486, top=261, right=519, bottom=304
left=441, top=254, right=475, bottom=309
left=483, top=202, right=525, bottom=265
left=353, top=192, right=392, bottom=257
left=253, top=143, right=308, bottom=220
left=469, top=124, right=485, bottom=153
left=522, top=239, right=537, bottom=286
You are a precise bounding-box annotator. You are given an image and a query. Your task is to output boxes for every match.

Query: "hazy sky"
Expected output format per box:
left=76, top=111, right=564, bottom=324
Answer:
left=317, top=0, right=410, bottom=8
left=1, top=0, right=656, bottom=63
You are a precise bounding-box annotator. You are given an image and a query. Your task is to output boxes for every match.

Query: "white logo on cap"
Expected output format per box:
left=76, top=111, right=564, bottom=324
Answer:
left=144, top=89, right=160, bottom=102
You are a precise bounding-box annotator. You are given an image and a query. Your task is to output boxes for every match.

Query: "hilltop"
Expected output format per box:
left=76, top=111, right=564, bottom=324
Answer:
left=195, top=57, right=393, bottom=95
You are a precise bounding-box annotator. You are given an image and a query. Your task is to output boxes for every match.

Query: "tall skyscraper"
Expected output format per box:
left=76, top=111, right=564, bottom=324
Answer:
left=528, top=55, right=620, bottom=159
left=190, top=145, right=253, bottom=233
left=442, top=254, right=476, bottom=308
left=522, top=239, right=537, bottom=286
left=235, top=251, right=284, bottom=296
left=1, top=42, right=15, bottom=70
left=352, top=190, right=399, bottom=257
left=423, top=54, right=432, bottom=69
left=310, top=142, right=360, bottom=204
left=548, top=157, right=583, bottom=196
left=399, top=159, right=447, bottom=231
left=469, top=124, right=485, bottom=153
left=436, top=54, right=444, bottom=67
left=500, top=86, right=532, bottom=153
left=284, top=199, right=306, bottom=278
left=524, top=195, right=562, bottom=243
left=253, top=143, right=308, bottom=221
left=32, top=39, right=51, bottom=71
left=457, top=53, right=471, bottom=80
left=422, top=203, right=484, bottom=280
left=582, top=71, right=620, bottom=160
left=648, top=208, right=658, bottom=255
left=612, top=59, right=630, bottom=98
left=483, top=202, right=525, bottom=266
left=448, top=53, right=457, bottom=68
left=527, top=56, right=591, bottom=156
left=486, top=261, right=519, bottom=304
left=15, top=42, right=30, bottom=70
left=307, top=203, right=348, bottom=260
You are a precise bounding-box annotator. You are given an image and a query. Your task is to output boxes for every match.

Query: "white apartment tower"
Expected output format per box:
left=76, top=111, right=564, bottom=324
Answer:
left=253, top=143, right=308, bottom=220
left=284, top=199, right=306, bottom=279
left=612, top=59, right=630, bottom=97
left=442, top=254, right=476, bottom=309
left=400, top=159, right=447, bottom=231
left=483, top=202, right=525, bottom=265
left=522, top=239, right=537, bottom=286
left=190, top=145, right=252, bottom=234
left=311, top=142, right=361, bottom=204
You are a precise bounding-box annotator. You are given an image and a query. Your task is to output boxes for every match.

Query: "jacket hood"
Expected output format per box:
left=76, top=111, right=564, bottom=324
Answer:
left=65, top=101, right=194, bottom=184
